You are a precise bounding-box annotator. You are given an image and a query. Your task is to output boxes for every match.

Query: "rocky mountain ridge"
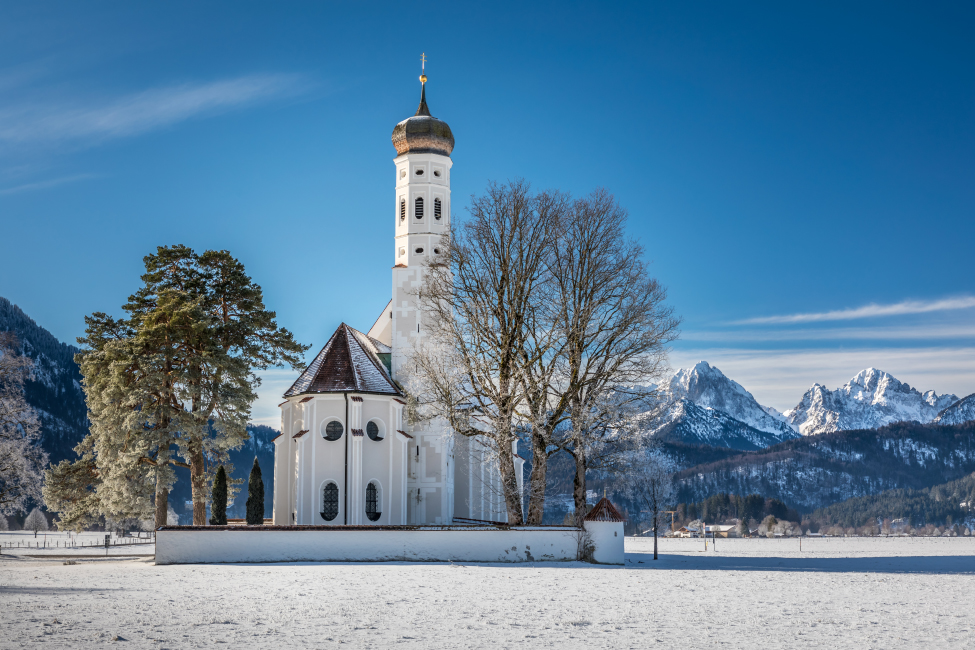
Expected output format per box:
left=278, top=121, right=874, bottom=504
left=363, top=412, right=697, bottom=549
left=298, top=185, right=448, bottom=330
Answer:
left=785, top=368, right=958, bottom=436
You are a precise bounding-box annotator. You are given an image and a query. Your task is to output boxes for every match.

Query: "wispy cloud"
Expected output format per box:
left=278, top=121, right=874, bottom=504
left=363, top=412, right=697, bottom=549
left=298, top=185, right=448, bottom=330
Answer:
left=669, top=347, right=975, bottom=411
left=0, top=172, right=100, bottom=195
left=732, top=296, right=975, bottom=325
left=683, top=323, right=975, bottom=343
left=0, top=73, right=309, bottom=146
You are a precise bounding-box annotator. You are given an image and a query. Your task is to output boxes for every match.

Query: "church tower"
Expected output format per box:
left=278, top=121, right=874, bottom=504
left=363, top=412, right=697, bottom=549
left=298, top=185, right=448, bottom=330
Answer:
left=389, top=58, right=454, bottom=381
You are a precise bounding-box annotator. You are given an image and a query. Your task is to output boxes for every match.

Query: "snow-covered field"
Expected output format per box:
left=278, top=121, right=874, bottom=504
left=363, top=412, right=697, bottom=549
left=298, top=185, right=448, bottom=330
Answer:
left=1, top=536, right=973, bottom=648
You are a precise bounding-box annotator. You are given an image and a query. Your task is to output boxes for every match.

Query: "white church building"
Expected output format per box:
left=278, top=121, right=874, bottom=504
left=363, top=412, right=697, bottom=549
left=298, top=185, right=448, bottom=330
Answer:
left=272, top=73, right=524, bottom=527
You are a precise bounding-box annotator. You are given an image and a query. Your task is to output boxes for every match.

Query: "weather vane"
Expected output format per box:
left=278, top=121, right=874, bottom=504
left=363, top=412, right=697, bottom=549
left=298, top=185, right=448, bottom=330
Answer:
left=420, top=52, right=427, bottom=83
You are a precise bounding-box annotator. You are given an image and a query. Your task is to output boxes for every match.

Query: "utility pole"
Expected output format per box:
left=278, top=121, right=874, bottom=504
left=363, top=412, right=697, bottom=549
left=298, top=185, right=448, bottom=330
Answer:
left=664, top=510, right=677, bottom=532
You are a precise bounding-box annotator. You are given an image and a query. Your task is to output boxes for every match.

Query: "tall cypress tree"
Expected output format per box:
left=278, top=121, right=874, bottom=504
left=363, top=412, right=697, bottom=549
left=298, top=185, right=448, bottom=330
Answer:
left=245, top=458, right=264, bottom=525
left=209, top=465, right=228, bottom=526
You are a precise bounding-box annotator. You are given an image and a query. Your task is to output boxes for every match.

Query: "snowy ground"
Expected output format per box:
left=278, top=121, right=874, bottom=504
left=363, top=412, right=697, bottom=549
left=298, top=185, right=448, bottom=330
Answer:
left=1, top=536, right=973, bottom=648
left=1, top=530, right=155, bottom=557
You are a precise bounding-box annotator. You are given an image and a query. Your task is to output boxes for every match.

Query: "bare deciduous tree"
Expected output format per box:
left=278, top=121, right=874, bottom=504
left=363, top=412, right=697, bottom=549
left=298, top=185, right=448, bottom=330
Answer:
left=408, top=180, right=560, bottom=524
left=552, top=189, right=680, bottom=520
left=616, top=443, right=675, bottom=560
left=0, top=332, right=47, bottom=517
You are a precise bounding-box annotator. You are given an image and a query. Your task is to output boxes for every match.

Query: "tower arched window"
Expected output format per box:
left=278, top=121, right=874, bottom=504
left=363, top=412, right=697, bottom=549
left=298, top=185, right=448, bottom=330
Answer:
left=415, top=197, right=424, bottom=219
left=400, top=199, right=406, bottom=221
left=321, top=483, right=339, bottom=521
left=365, top=482, right=381, bottom=522
left=434, top=198, right=442, bottom=220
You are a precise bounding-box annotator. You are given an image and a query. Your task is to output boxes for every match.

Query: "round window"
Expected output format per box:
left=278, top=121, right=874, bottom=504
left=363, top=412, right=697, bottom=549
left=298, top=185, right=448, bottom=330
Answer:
left=415, top=247, right=424, bottom=254
left=434, top=170, right=441, bottom=177
left=433, top=248, right=440, bottom=254
left=415, top=169, right=424, bottom=176
left=367, top=420, right=383, bottom=441
left=322, top=420, right=343, bottom=441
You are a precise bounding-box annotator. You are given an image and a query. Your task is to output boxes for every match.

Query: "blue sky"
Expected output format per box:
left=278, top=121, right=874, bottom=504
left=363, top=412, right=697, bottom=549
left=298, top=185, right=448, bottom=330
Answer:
left=1, top=2, right=973, bottom=425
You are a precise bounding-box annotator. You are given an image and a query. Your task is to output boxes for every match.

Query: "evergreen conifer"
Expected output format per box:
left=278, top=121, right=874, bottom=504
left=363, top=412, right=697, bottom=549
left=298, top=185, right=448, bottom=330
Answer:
left=209, top=465, right=228, bottom=526
left=245, top=458, right=264, bottom=525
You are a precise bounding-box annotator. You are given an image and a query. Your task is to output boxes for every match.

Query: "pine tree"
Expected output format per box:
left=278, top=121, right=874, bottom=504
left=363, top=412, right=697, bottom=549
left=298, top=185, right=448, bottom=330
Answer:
left=246, top=458, right=264, bottom=525
left=44, top=245, right=307, bottom=530
left=209, top=465, right=228, bottom=526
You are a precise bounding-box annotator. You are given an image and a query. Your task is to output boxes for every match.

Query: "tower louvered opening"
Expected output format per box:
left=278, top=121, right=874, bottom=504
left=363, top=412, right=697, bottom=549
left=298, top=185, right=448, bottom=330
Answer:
left=400, top=199, right=406, bottom=221
left=434, top=198, right=442, bottom=220
left=415, top=197, right=424, bottom=219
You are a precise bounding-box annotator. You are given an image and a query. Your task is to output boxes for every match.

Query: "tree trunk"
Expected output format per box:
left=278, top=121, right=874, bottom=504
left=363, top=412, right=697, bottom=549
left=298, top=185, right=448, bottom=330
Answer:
left=525, top=430, right=548, bottom=525
left=155, top=487, right=169, bottom=529
left=572, top=447, right=587, bottom=525
left=497, top=439, right=524, bottom=526
left=189, top=441, right=207, bottom=526
left=653, top=518, right=658, bottom=560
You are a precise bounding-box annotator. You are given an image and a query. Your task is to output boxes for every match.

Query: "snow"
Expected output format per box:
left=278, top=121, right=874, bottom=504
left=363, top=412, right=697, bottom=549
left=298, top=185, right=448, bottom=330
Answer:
left=935, top=393, right=975, bottom=425
left=2, top=536, right=973, bottom=647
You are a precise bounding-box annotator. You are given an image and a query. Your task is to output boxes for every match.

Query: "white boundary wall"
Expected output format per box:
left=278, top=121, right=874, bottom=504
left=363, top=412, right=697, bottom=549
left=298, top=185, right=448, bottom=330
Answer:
left=155, top=524, right=622, bottom=565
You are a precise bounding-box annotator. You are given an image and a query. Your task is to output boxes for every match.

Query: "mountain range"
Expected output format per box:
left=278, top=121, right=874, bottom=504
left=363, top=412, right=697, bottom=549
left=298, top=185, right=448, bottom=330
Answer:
left=652, top=362, right=970, bottom=450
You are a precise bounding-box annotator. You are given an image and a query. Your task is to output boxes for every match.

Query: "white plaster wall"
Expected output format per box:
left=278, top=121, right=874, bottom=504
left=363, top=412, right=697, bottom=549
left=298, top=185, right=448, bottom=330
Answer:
left=583, top=521, right=625, bottom=565
left=156, top=527, right=586, bottom=565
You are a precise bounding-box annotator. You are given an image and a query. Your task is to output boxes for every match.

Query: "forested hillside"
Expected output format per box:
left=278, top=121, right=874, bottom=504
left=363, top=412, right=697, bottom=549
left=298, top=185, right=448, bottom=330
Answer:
left=674, top=421, right=975, bottom=513
left=807, top=472, right=975, bottom=529
left=0, top=296, right=88, bottom=464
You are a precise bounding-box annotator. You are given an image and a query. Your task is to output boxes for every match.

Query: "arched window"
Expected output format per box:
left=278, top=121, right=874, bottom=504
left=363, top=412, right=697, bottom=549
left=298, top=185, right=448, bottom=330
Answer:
left=400, top=199, right=406, bottom=221
left=415, top=197, right=424, bottom=219
left=322, top=419, right=343, bottom=441
left=434, top=198, right=442, bottom=220
left=321, top=483, right=339, bottom=521
left=365, top=482, right=381, bottom=522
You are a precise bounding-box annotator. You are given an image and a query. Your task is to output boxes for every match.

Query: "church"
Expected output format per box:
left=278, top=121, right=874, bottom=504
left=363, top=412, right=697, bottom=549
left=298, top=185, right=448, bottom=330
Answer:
left=271, top=69, right=524, bottom=527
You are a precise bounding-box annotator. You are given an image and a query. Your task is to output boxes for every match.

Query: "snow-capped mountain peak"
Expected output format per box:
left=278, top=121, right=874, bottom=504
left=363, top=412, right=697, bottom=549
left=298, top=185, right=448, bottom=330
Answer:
left=785, top=369, right=958, bottom=436
left=653, top=361, right=799, bottom=448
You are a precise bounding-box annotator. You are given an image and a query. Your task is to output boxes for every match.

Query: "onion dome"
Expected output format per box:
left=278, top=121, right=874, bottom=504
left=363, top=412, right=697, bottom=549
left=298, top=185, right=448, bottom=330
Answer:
left=391, top=80, right=454, bottom=157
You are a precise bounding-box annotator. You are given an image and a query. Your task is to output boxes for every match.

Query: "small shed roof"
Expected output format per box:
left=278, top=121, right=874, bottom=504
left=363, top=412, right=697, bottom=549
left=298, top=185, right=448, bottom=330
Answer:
left=583, top=498, right=626, bottom=523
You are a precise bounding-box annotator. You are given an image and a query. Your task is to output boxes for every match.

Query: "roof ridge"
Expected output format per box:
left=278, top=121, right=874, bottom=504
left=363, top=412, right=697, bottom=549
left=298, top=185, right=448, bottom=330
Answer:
left=340, top=323, right=362, bottom=393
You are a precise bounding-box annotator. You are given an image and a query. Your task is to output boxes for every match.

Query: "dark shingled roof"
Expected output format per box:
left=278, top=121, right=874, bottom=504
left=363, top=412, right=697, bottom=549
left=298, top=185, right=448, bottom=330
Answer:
left=583, top=498, right=626, bottom=523
left=284, top=323, right=401, bottom=398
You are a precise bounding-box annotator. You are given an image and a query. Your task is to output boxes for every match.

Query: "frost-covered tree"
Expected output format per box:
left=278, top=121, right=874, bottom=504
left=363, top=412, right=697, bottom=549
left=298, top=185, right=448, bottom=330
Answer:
left=209, top=465, right=227, bottom=526
left=0, top=515, right=8, bottom=531
left=245, top=458, right=264, bottom=525
left=0, top=333, right=47, bottom=516
left=24, top=507, right=48, bottom=537
left=167, top=503, right=179, bottom=526
left=758, top=515, right=778, bottom=538
left=616, top=443, right=675, bottom=560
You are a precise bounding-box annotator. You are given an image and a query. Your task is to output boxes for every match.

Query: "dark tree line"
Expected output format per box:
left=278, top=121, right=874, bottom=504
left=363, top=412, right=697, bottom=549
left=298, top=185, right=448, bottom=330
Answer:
left=674, top=492, right=800, bottom=527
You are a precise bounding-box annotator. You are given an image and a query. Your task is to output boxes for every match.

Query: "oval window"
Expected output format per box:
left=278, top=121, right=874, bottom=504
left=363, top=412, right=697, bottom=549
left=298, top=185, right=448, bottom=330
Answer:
left=367, top=420, right=382, bottom=441
left=366, top=482, right=381, bottom=522
left=433, top=170, right=441, bottom=177
left=415, top=247, right=424, bottom=254
left=415, top=168, right=424, bottom=176
left=400, top=169, right=406, bottom=179
left=323, top=420, right=343, bottom=441
left=321, top=483, right=339, bottom=521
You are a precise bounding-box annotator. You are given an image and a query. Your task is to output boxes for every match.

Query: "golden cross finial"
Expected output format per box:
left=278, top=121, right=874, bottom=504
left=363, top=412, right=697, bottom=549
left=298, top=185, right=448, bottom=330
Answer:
left=420, top=53, right=428, bottom=83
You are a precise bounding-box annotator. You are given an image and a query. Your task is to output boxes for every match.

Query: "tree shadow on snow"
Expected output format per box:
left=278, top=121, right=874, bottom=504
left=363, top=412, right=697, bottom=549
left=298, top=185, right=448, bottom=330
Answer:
left=625, top=553, right=975, bottom=575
